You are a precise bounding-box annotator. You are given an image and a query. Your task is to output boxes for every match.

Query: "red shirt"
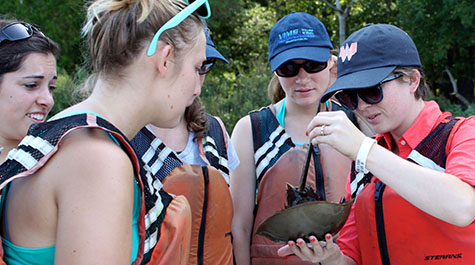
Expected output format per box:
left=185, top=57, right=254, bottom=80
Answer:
left=338, top=101, right=475, bottom=264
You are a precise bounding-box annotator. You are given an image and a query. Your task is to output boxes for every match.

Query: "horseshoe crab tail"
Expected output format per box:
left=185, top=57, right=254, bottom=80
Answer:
left=299, top=143, right=313, bottom=192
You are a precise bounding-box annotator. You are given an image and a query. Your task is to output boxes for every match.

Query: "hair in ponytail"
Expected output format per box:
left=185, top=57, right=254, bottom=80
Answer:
left=82, top=0, right=204, bottom=78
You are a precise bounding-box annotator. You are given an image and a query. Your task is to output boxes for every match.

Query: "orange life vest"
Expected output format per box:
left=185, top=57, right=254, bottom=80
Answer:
left=131, top=114, right=233, bottom=265
left=350, top=113, right=475, bottom=265
left=162, top=164, right=233, bottom=265
left=251, top=146, right=317, bottom=265
left=249, top=103, right=351, bottom=264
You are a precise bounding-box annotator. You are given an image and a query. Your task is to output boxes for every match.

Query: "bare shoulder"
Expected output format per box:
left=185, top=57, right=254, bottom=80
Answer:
left=231, top=115, right=252, bottom=140
left=43, top=128, right=136, bottom=263
left=42, top=127, right=135, bottom=200
left=231, top=115, right=254, bottom=156
left=230, top=115, right=256, bottom=183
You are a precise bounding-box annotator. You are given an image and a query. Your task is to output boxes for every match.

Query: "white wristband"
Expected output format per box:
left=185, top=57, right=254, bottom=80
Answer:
left=355, top=137, right=376, bottom=174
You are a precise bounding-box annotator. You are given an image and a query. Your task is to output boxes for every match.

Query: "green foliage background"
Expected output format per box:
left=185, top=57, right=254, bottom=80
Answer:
left=1, top=0, right=473, bottom=133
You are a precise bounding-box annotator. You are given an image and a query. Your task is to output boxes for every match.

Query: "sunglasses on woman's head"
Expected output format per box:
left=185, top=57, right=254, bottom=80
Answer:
left=0, top=22, right=44, bottom=44
left=147, top=0, right=211, bottom=56
left=275, top=60, right=328, bottom=78
left=198, top=58, right=216, bottom=75
left=335, top=73, right=403, bottom=110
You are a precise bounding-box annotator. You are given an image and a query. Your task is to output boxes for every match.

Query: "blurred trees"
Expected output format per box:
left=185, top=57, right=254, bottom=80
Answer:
left=1, top=0, right=473, bottom=132
left=0, top=0, right=85, bottom=73
left=396, top=0, right=474, bottom=104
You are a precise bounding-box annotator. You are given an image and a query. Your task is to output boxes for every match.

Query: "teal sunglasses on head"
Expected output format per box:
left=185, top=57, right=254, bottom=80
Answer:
left=147, top=0, right=211, bottom=56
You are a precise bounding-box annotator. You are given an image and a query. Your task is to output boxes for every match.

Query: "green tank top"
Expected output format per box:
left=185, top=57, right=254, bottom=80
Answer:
left=1, top=111, right=141, bottom=264
left=276, top=98, right=307, bottom=146
left=276, top=98, right=330, bottom=146
left=1, top=183, right=140, bottom=264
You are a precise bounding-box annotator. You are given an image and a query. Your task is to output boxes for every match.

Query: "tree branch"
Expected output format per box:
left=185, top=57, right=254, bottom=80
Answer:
left=444, top=68, right=472, bottom=110
left=343, top=0, right=357, bottom=16
left=320, top=0, right=341, bottom=12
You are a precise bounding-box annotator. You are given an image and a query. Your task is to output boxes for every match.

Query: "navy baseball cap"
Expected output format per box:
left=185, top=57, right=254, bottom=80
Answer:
left=205, top=29, right=229, bottom=64
left=268, top=12, right=333, bottom=71
left=321, top=24, right=422, bottom=102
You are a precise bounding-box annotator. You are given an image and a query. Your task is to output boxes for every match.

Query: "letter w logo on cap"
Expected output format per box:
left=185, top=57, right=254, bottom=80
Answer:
left=339, top=43, right=357, bottom=62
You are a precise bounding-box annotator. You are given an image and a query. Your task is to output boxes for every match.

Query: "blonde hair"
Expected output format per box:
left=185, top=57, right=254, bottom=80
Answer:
left=267, top=75, right=285, bottom=104
left=82, top=0, right=204, bottom=77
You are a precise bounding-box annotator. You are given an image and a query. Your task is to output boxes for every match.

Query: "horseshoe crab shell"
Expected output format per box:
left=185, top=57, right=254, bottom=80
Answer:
left=256, top=198, right=353, bottom=242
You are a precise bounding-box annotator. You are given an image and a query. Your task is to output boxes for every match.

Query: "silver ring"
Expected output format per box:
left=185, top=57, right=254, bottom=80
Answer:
left=320, top=125, right=326, bottom=136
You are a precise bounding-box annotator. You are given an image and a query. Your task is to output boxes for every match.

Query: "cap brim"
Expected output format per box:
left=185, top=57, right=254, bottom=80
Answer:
left=321, top=66, right=396, bottom=102
left=206, top=45, right=229, bottom=64
left=270, top=46, right=330, bottom=71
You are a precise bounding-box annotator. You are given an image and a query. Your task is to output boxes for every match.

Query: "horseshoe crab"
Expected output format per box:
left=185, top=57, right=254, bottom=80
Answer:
left=256, top=144, right=353, bottom=242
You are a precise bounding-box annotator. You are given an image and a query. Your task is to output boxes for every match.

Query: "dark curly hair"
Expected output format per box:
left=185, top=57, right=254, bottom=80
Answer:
left=184, top=97, right=208, bottom=140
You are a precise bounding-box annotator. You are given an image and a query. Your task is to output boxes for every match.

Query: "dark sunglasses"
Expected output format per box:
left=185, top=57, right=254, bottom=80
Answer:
left=198, top=57, right=216, bottom=75
left=186, top=0, right=210, bottom=18
left=0, top=22, right=44, bottom=44
left=275, top=60, right=328, bottom=78
left=335, top=73, right=403, bottom=110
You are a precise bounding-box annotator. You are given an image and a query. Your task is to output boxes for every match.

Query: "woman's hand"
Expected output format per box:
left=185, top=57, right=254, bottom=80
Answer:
left=307, top=111, right=367, bottom=160
left=277, top=234, right=344, bottom=264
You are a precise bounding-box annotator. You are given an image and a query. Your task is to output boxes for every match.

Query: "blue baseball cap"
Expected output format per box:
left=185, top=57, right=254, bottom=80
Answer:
left=205, top=28, right=229, bottom=64
left=268, top=12, right=333, bottom=71
left=321, top=24, right=422, bottom=102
